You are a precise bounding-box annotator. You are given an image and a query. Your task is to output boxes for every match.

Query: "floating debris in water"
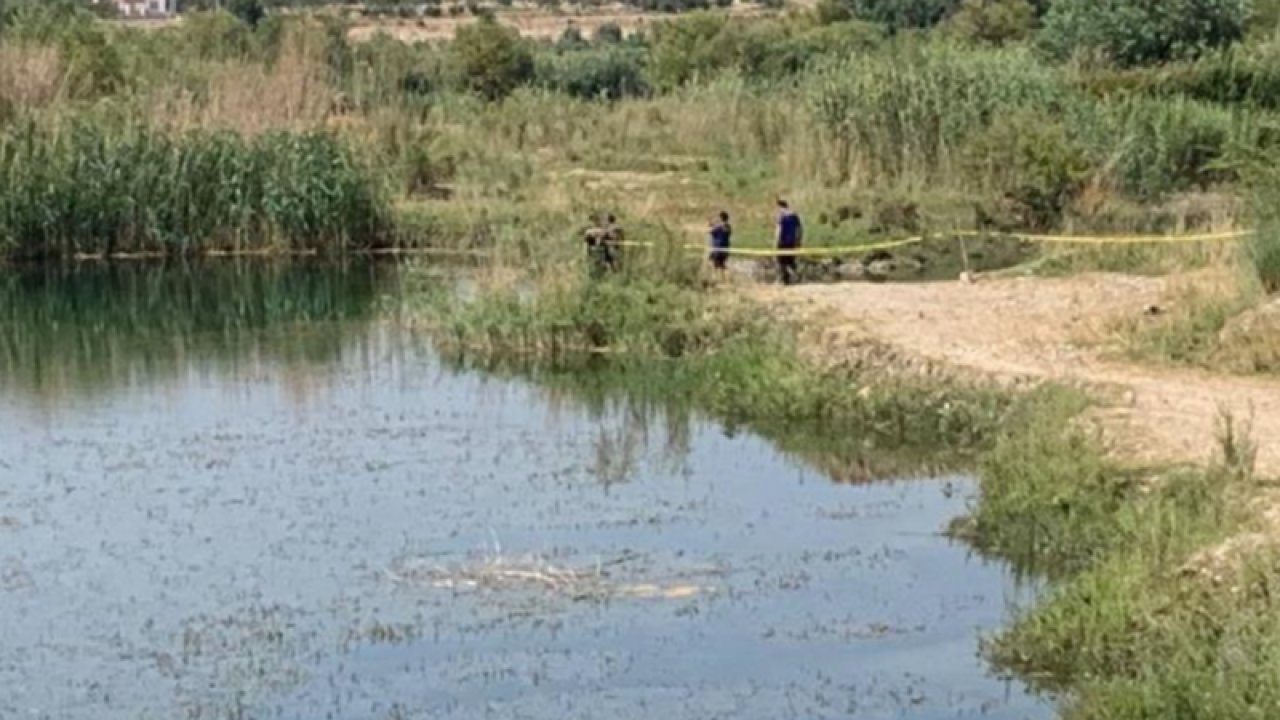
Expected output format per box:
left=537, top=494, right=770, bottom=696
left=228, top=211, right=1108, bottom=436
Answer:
left=382, top=549, right=715, bottom=602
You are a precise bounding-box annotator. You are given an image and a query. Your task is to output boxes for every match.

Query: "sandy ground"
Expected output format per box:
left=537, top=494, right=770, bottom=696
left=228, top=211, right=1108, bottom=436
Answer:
left=749, top=273, right=1280, bottom=477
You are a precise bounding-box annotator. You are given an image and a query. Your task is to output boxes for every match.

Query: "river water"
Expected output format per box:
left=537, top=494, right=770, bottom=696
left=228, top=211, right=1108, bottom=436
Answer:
left=0, top=262, right=1052, bottom=720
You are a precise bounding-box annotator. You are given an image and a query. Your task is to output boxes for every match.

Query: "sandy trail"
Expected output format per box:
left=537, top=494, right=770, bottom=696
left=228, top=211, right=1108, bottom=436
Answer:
left=749, top=273, right=1280, bottom=476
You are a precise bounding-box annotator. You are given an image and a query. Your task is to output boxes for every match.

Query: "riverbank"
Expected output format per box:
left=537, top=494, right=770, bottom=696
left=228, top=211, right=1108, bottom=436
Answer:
left=411, top=257, right=1280, bottom=718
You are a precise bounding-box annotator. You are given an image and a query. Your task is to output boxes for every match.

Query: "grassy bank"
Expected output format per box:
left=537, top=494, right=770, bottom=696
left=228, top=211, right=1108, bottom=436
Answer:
left=956, top=390, right=1276, bottom=719
left=414, top=263, right=1015, bottom=475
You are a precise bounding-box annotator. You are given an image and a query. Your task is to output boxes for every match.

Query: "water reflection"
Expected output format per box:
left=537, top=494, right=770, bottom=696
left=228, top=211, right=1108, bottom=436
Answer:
left=0, top=260, right=390, bottom=402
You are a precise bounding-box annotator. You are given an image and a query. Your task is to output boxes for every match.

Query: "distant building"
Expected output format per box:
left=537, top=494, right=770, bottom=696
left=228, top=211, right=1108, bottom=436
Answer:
left=99, top=0, right=178, bottom=17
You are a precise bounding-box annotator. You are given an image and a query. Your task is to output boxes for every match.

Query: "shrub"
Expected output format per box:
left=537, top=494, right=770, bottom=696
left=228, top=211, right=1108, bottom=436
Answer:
left=452, top=16, right=535, bottom=100
left=646, top=12, right=732, bottom=88
left=539, top=46, right=648, bottom=100
left=0, top=0, right=93, bottom=42
left=228, top=0, right=266, bottom=28
left=961, top=108, right=1095, bottom=228
left=845, top=0, right=960, bottom=32
left=647, top=14, right=877, bottom=88
left=1105, top=96, right=1250, bottom=199
left=556, top=25, right=588, bottom=51
left=1040, top=0, right=1249, bottom=67
left=593, top=22, right=624, bottom=44
left=946, top=0, right=1036, bottom=44
left=179, top=10, right=255, bottom=59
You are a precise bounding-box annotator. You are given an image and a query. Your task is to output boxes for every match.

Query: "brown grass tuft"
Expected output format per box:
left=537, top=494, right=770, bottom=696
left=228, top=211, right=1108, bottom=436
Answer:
left=152, top=27, right=332, bottom=135
left=0, top=44, right=64, bottom=109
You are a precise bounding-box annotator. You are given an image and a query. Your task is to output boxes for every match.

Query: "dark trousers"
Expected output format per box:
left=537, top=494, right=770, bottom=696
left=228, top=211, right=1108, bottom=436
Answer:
left=778, top=254, right=798, bottom=284
left=709, top=250, right=728, bottom=270
left=588, top=243, right=619, bottom=276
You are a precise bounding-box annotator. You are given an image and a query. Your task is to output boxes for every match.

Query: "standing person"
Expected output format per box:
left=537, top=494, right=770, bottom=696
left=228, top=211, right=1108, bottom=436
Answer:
left=775, top=199, right=803, bottom=285
left=708, top=210, right=731, bottom=271
left=601, top=213, right=623, bottom=271
left=582, top=213, right=607, bottom=277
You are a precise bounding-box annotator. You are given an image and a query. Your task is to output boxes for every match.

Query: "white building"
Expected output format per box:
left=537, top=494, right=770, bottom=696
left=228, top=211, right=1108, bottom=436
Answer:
left=99, top=0, right=178, bottom=17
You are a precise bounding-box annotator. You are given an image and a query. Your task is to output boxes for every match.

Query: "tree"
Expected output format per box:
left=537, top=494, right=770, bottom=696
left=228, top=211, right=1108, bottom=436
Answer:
left=452, top=16, right=534, bottom=100
left=1040, top=0, right=1248, bottom=66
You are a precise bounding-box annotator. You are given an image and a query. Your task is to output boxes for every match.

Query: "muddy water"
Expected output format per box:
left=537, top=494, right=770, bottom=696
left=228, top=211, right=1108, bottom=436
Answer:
left=0, top=263, right=1051, bottom=720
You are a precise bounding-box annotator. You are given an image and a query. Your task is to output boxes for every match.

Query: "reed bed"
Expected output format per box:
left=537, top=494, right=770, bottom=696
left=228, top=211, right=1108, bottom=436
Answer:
left=0, top=120, right=390, bottom=261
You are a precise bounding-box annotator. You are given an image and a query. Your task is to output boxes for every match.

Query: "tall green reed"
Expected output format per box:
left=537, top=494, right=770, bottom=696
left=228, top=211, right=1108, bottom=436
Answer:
left=0, top=118, right=390, bottom=260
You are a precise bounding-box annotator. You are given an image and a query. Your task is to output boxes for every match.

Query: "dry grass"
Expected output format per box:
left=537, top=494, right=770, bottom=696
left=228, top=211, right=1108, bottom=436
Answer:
left=0, top=44, right=63, bottom=110
left=1110, top=264, right=1280, bottom=374
left=152, top=28, right=332, bottom=135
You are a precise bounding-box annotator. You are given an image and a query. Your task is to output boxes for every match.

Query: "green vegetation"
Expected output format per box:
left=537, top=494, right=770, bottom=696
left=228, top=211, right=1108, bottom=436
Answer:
left=0, top=120, right=390, bottom=260
left=417, top=264, right=1014, bottom=476
left=957, top=394, right=1275, bottom=720
left=453, top=16, right=535, bottom=100
left=1040, top=0, right=1248, bottom=66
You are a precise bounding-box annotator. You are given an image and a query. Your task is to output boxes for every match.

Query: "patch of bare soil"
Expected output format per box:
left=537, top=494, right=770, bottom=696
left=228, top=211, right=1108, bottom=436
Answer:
left=747, top=273, right=1280, bottom=476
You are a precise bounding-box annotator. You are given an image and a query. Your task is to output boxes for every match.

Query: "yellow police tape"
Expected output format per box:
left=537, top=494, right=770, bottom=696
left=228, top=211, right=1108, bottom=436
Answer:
left=611, top=228, right=1253, bottom=257
left=951, top=229, right=1255, bottom=246
left=682, top=236, right=926, bottom=257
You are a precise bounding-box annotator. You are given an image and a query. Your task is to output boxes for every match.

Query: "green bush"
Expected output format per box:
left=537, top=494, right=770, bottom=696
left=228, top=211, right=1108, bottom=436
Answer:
left=961, top=108, right=1095, bottom=228
left=1040, top=0, right=1249, bottom=67
left=846, top=0, right=960, bottom=32
left=452, top=16, right=535, bottom=100
left=648, top=13, right=880, bottom=88
left=646, top=12, right=731, bottom=87
left=0, top=0, right=93, bottom=41
left=539, top=46, right=649, bottom=100
left=1155, top=42, right=1280, bottom=109
left=178, top=10, right=256, bottom=59
left=593, top=22, right=625, bottom=44
left=1106, top=96, right=1250, bottom=199
left=946, top=0, right=1036, bottom=44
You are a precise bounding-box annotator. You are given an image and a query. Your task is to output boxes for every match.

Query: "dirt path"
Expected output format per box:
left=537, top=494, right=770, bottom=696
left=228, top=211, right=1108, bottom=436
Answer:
left=749, top=273, right=1280, bottom=476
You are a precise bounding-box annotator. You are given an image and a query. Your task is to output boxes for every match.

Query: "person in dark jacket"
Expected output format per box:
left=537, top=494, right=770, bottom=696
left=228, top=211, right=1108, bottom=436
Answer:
left=708, top=211, right=731, bottom=271
left=601, top=213, right=623, bottom=271
left=775, top=199, right=803, bottom=285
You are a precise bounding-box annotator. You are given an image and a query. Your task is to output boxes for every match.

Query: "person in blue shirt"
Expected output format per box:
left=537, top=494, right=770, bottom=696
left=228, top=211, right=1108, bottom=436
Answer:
left=775, top=199, right=803, bottom=285
left=708, top=211, right=731, bottom=271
